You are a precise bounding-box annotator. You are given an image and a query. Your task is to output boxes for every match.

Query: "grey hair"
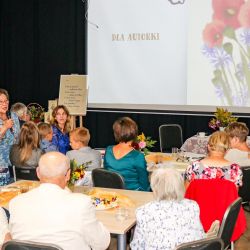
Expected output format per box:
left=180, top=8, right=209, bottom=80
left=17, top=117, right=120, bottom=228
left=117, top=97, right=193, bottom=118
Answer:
left=151, top=168, right=185, bottom=201
left=38, top=152, right=69, bottom=178
left=11, top=102, right=27, bottom=118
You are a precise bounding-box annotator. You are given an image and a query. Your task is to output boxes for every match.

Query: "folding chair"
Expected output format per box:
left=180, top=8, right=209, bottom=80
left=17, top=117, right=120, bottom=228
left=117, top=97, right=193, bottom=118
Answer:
left=2, top=240, right=63, bottom=250
left=92, top=168, right=125, bottom=189
left=13, top=166, right=39, bottom=181
left=218, top=197, right=243, bottom=250
left=159, top=124, right=183, bottom=152
left=238, top=167, right=250, bottom=211
left=175, top=237, right=224, bottom=250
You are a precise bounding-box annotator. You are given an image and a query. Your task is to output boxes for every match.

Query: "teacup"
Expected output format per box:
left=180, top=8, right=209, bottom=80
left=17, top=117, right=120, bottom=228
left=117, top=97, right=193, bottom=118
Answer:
left=198, top=132, right=206, bottom=137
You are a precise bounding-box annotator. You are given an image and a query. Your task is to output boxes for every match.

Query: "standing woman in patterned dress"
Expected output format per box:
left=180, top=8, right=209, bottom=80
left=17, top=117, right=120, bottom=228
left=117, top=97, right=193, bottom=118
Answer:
left=0, top=89, right=20, bottom=185
left=50, top=105, right=71, bottom=154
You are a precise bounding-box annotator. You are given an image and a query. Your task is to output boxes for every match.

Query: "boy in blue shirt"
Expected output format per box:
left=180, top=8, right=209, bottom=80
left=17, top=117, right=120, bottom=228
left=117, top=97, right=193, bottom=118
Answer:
left=38, top=122, right=58, bottom=152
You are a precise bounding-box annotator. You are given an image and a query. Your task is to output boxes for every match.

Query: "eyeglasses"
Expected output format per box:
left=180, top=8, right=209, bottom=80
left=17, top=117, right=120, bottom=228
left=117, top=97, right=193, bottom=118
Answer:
left=0, top=100, right=9, bottom=105
left=64, top=168, right=70, bottom=176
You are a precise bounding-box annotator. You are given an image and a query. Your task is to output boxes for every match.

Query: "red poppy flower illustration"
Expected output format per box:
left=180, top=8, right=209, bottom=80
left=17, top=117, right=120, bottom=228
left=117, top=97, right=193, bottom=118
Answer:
left=238, top=1, right=250, bottom=28
left=203, top=20, right=225, bottom=47
left=212, top=0, right=244, bottom=29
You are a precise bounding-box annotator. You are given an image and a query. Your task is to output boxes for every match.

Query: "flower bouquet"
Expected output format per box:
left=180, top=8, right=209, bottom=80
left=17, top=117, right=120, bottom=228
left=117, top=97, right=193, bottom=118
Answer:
left=209, top=107, right=238, bottom=130
left=131, top=132, right=157, bottom=155
left=27, top=103, right=45, bottom=123
left=68, top=159, right=91, bottom=186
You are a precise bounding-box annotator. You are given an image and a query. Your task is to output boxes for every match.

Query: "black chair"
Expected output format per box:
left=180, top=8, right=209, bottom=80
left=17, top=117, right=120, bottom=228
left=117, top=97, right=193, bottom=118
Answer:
left=218, top=197, right=243, bottom=250
left=159, top=124, right=183, bottom=152
left=2, top=240, right=63, bottom=250
left=13, top=166, right=39, bottom=181
left=175, top=237, right=224, bottom=250
left=91, top=168, right=125, bottom=189
left=238, top=167, right=250, bottom=211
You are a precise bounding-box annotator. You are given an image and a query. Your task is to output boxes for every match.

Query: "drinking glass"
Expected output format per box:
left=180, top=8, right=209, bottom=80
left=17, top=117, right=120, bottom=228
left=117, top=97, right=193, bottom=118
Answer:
left=171, top=147, right=179, bottom=160
left=115, top=207, right=129, bottom=221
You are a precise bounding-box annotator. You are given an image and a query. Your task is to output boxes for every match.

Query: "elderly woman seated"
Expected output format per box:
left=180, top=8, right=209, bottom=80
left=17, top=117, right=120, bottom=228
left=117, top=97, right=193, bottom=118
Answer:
left=185, top=131, right=243, bottom=188
left=130, top=168, right=205, bottom=250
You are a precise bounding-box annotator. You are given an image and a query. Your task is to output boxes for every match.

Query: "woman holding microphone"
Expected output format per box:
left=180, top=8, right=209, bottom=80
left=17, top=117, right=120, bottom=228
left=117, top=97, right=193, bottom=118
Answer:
left=0, top=89, right=20, bottom=185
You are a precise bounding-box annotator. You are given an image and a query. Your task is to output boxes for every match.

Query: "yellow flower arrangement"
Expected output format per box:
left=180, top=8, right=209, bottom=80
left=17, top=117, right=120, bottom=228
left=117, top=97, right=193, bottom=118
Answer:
left=132, top=132, right=157, bottom=155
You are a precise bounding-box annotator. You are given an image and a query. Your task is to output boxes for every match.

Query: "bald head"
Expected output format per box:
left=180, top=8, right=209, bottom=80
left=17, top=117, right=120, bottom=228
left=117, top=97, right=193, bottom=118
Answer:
left=38, top=152, right=70, bottom=180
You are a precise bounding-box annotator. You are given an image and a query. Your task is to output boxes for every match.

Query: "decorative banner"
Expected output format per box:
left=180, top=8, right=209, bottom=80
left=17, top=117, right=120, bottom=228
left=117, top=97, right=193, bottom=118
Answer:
left=59, top=75, right=88, bottom=115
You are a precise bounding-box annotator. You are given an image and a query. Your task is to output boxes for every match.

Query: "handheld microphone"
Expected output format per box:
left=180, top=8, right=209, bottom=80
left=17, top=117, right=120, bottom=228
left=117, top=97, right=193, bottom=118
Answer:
left=6, top=111, right=14, bottom=133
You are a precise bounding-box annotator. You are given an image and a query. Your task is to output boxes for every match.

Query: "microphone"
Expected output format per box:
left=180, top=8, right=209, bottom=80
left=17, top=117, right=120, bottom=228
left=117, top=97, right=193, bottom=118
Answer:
left=6, top=111, right=14, bottom=133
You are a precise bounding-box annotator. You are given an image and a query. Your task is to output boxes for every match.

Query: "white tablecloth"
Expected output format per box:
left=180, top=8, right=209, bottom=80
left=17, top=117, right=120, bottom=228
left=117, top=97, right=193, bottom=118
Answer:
left=181, top=135, right=250, bottom=154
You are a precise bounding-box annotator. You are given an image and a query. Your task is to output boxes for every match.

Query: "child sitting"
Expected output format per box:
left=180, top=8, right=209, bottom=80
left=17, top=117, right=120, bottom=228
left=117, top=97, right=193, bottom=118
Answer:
left=38, top=122, right=58, bottom=152
left=66, top=127, right=102, bottom=185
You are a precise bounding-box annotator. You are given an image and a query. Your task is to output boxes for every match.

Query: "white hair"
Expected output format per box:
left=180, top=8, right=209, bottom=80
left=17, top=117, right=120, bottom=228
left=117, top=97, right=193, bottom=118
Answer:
left=38, top=152, right=69, bottom=178
left=10, top=102, right=27, bottom=118
left=151, top=168, right=185, bottom=201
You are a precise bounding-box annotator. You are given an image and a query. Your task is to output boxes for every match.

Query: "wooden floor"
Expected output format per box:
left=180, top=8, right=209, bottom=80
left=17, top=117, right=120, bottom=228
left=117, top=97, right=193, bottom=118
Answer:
left=235, top=210, right=250, bottom=250
left=108, top=210, right=250, bottom=250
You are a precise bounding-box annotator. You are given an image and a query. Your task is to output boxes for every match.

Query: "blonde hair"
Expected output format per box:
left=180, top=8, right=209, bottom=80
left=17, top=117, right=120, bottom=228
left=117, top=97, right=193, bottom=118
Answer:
left=70, top=127, right=90, bottom=146
left=151, top=168, right=185, bottom=201
left=50, top=105, right=71, bottom=133
left=10, top=102, right=27, bottom=118
left=225, top=122, right=249, bottom=142
left=38, top=122, right=52, bottom=139
left=208, top=131, right=229, bottom=153
left=17, top=121, right=40, bottom=164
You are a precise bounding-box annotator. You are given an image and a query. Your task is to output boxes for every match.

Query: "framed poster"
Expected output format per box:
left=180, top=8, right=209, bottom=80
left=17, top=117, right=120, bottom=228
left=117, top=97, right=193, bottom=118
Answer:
left=59, top=75, right=88, bottom=115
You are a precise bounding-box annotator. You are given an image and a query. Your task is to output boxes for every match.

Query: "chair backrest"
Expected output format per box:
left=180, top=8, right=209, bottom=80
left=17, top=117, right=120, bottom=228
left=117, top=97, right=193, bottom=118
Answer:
left=238, top=166, right=250, bottom=203
left=2, top=240, right=63, bottom=250
left=91, top=168, right=125, bottom=189
left=159, top=124, right=183, bottom=152
left=185, top=179, right=246, bottom=242
left=218, top=197, right=243, bottom=249
left=14, top=166, right=39, bottom=181
left=175, top=237, right=224, bottom=250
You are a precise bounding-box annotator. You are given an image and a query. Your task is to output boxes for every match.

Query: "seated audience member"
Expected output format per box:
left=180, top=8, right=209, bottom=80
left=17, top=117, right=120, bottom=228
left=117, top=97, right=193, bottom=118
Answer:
left=0, top=207, right=11, bottom=249
left=8, top=152, right=110, bottom=250
left=10, top=121, right=43, bottom=169
left=130, top=168, right=205, bottom=250
left=104, top=117, right=150, bottom=191
left=185, top=131, right=242, bottom=188
left=38, top=122, right=58, bottom=152
left=50, top=105, right=71, bottom=154
left=67, top=127, right=101, bottom=170
left=10, top=102, right=28, bottom=128
left=66, top=127, right=101, bottom=186
left=225, top=122, right=250, bottom=166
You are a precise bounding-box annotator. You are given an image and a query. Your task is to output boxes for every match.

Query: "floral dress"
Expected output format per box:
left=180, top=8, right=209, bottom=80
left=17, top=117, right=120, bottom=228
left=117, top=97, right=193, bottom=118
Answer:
left=0, top=112, right=20, bottom=185
left=184, top=160, right=243, bottom=187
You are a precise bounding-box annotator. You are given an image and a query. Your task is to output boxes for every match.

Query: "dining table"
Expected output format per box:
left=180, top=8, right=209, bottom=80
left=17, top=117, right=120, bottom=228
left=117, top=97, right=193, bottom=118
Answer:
left=0, top=180, right=154, bottom=250
left=181, top=135, right=250, bottom=154
left=145, top=152, right=205, bottom=173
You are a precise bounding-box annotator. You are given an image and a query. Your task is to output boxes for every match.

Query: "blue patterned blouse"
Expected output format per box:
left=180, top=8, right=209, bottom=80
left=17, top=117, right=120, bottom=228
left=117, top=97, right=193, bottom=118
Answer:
left=0, top=112, right=20, bottom=185
left=51, top=125, right=70, bottom=154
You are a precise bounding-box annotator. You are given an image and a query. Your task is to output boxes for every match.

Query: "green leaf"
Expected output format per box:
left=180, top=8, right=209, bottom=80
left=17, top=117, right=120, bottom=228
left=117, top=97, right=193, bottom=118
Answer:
left=223, top=27, right=236, bottom=40
left=223, top=42, right=233, bottom=55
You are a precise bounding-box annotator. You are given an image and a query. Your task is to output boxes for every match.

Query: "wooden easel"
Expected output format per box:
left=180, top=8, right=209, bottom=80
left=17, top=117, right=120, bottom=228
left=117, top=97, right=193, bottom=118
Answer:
left=70, top=115, right=84, bottom=129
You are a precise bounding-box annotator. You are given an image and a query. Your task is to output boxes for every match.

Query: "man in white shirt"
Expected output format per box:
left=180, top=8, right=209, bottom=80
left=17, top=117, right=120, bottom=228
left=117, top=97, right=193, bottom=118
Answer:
left=9, top=152, right=110, bottom=250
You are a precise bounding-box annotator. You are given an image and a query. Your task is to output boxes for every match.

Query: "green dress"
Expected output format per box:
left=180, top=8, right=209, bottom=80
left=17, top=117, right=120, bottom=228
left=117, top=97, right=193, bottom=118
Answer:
left=104, top=145, right=150, bottom=191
